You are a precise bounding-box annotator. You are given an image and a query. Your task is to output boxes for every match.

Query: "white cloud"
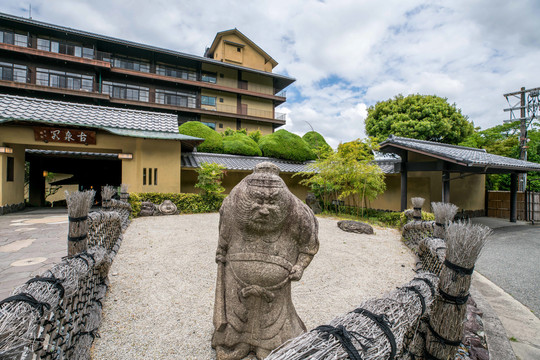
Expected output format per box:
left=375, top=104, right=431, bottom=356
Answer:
left=1, top=0, right=539, bottom=148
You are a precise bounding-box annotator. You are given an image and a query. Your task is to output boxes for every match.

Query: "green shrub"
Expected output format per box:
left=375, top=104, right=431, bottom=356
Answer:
left=178, top=121, right=224, bottom=153
left=302, top=131, right=332, bottom=152
left=399, top=209, right=435, bottom=225
left=223, top=133, right=262, bottom=156
left=128, top=192, right=226, bottom=217
left=248, top=130, right=262, bottom=143
left=259, top=129, right=316, bottom=162
left=196, top=162, right=226, bottom=196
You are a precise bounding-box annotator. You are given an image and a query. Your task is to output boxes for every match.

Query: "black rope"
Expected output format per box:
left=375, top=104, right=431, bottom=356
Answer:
left=443, top=259, right=474, bottom=275
left=426, top=321, right=461, bottom=347
left=403, top=286, right=426, bottom=315
left=0, top=293, right=51, bottom=316
left=314, top=325, right=371, bottom=360
left=413, top=216, right=422, bottom=220
left=414, top=277, right=436, bottom=299
left=352, top=308, right=397, bottom=360
left=439, top=288, right=469, bottom=305
left=27, top=276, right=65, bottom=298
left=67, top=234, right=87, bottom=242
left=413, top=207, right=422, bottom=211
left=435, top=222, right=446, bottom=227
left=68, top=215, right=88, bottom=222
left=435, top=247, right=446, bottom=252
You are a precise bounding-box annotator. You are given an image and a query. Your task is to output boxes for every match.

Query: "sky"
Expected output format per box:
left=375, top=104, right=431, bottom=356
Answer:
left=1, top=0, right=539, bottom=148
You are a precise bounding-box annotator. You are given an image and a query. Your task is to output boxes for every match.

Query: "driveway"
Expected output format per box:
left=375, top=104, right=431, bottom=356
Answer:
left=475, top=222, right=540, bottom=317
left=0, top=208, right=68, bottom=299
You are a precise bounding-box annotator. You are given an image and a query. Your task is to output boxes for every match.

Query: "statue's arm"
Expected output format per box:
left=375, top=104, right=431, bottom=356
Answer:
left=215, top=210, right=229, bottom=264
left=290, top=204, right=320, bottom=281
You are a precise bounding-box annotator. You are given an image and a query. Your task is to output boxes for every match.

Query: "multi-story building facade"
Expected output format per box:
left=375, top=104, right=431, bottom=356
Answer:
left=0, top=13, right=294, bottom=134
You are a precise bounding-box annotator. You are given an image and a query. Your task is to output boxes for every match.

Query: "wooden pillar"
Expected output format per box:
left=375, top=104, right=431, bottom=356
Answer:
left=442, top=171, right=450, bottom=203
left=510, top=173, right=518, bottom=223
left=401, top=151, right=408, bottom=211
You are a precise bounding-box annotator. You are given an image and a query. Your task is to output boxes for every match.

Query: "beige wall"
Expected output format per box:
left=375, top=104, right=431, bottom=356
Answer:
left=0, top=125, right=182, bottom=206
left=242, top=95, right=273, bottom=118
left=242, top=72, right=274, bottom=95
left=212, top=34, right=273, bottom=72
left=202, top=63, right=238, bottom=89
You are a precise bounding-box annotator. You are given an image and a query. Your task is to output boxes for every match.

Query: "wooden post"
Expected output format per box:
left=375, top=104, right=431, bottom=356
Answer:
left=66, top=190, right=95, bottom=256
left=401, top=151, right=408, bottom=211
left=442, top=171, right=450, bottom=203
left=510, top=173, right=518, bottom=222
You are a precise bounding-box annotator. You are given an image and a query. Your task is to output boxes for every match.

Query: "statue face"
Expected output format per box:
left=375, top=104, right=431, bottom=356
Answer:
left=244, top=186, right=288, bottom=233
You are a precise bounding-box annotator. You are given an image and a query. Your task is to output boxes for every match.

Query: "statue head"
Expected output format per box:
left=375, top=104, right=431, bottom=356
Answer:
left=234, top=162, right=291, bottom=234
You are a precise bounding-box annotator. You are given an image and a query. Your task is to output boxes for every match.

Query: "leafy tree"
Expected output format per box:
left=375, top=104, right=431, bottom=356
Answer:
left=178, top=121, right=224, bottom=153
left=295, top=138, right=386, bottom=215
left=222, top=132, right=262, bottom=156
left=195, top=162, right=226, bottom=196
left=248, top=130, right=262, bottom=143
left=365, top=94, right=474, bottom=144
left=258, top=129, right=316, bottom=162
left=302, top=131, right=332, bottom=154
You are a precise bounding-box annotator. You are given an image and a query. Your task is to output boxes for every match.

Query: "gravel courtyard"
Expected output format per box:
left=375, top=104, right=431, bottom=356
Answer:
left=91, top=213, right=416, bottom=359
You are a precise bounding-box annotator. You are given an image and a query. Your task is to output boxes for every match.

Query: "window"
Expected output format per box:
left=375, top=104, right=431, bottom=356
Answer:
left=111, top=56, right=150, bottom=73
left=155, top=89, right=196, bottom=108
left=154, top=168, right=158, bottom=185
left=201, top=95, right=216, bottom=106
left=202, top=121, right=216, bottom=130
left=201, top=72, right=217, bottom=84
left=143, top=168, right=158, bottom=185
left=0, top=29, right=27, bottom=47
left=102, top=81, right=149, bottom=102
left=0, top=62, right=27, bottom=83
left=37, top=37, right=92, bottom=58
left=156, top=64, right=196, bottom=81
left=219, top=98, right=224, bottom=103
left=36, top=68, right=93, bottom=91
left=143, top=168, right=147, bottom=185
left=219, top=123, right=223, bottom=128
left=6, top=157, right=14, bottom=182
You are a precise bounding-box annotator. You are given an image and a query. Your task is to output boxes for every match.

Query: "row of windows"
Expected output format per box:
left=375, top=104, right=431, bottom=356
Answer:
left=156, top=64, right=197, bottom=81
left=201, top=95, right=216, bottom=106
left=36, top=68, right=94, bottom=91
left=143, top=168, right=158, bottom=186
left=0, top=62, right=27, bottom=82
left=37, top=38, right=94, bottom=58
left=102, top=81, right=150, bottom=102
left=105, top=56, right=150, bottom=73
left=0, top=29, right=28, bottom=47
left=155, top=89, right=197, bottom=108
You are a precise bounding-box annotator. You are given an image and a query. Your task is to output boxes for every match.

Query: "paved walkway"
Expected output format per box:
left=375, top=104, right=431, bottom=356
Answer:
left=0, top=208, right=68, bottom=299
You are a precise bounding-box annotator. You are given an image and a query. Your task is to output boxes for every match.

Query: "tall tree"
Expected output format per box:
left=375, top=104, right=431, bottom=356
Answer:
left=365, top=94, right=474, bottom=144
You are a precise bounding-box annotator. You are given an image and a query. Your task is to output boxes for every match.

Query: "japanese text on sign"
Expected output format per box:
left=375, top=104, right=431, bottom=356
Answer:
left=34, top=127, right=96, bottom=145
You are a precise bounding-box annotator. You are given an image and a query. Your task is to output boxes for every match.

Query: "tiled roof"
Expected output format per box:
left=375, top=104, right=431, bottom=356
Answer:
left=380, top=135, right=540, bottom=171
left=182, top=152, right=314, bottom=173
left=0, top=94, right=203, bottom=142
left=182, top=152, right=400, bottom=174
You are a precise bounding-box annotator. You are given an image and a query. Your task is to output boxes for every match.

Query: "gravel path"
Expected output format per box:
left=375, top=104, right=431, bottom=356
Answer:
left=91, top=213, right=416, bottom=359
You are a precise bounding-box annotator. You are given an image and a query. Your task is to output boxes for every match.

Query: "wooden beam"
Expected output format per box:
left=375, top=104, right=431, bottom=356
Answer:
left=401, top=151, right=408, bottom=211
left=442, top=170, right=450, bottom=203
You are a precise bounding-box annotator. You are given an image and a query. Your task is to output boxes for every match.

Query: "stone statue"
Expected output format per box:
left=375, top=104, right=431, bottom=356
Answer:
left=158, top=200, right=178, bottom=215
left=139, top=201, right=156, bottom=216
left=212, top=162, right=319, bottom=360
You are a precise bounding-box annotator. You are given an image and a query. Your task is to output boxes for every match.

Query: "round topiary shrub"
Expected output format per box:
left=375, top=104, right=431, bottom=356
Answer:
left=178, top=121, right=224, bottom=153
left=223, top=133, right=262, bottom=156
left=302, top=131, right=331, bottom=152
left=258, top=129, right=316, bottom=162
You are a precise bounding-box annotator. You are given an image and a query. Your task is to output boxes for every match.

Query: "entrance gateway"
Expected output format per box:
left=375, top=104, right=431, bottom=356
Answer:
left=0, top=94, right=203, bottom=211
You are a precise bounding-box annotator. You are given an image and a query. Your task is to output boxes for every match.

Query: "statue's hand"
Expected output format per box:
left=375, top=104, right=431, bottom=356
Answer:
left=215, top=254, right=226, bottom=264
left=289, top=265, right=304, bottom=281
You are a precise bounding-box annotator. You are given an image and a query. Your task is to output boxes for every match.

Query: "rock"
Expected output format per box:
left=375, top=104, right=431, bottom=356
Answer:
left=469, top=346, right=489, bottom=360
left=306, top=193, right=322, bottom=214
left=158, top=200, right=177, bottom=215
left=337, top=220, right=374, bottom=235
left=212, top=162, right=319, bottom=360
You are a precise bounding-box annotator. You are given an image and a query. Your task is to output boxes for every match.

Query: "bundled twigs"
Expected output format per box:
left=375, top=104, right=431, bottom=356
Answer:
left=119, top=183, right=129, bottom=202
left=411, top=197, right=425, bottom=220
left=65, top=190, right=95, bottom=256
left=0, top=189, right=127, bottom=360
left=425, top=222, right=492, bottom=360
left=266, top=273, right=439, bottom=360
left=431, top=202, right=458, bottom=239
left=101, top=185, right=116, bottom=210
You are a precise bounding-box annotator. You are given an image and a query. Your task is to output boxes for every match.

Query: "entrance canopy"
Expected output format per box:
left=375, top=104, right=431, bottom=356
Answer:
left=379, top=135, right=540, bottom=221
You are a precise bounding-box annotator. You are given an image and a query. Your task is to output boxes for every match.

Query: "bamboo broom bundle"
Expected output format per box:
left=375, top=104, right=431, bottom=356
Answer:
left=65, top=190, right=95, bottom=256
left=266, top=273, right=439, bottom=360
left=431, top=202, right=458, bottom=239
left=411, top=197, right=425, bottom=220
left=425, top=222, right=491, bottom=360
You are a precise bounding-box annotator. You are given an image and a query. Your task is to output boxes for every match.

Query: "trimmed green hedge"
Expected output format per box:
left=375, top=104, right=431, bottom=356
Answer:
left=128, top=192, right=226, bottom=217
left=302, top=131, right=331, bottom=152
left=320, top=205, right=435, bottom=228
left=223, top=133, right=262, bottom=156
left=178, top=121, right=224, bottom=153
left=259, top=129, right=316, bottom=162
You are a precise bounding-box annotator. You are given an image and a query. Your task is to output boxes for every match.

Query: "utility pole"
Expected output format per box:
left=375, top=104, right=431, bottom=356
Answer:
left=503, top=86, right=540, bottom=192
